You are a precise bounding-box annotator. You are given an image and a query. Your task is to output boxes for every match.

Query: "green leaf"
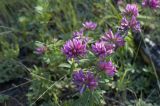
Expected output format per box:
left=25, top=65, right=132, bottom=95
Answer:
left=58, top=63, right=71, bottom=68
left=79, top=59, right=89, bottom=63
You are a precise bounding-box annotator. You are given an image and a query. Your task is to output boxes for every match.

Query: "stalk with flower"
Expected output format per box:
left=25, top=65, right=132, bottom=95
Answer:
left=61, top=3, right=142, bottom=94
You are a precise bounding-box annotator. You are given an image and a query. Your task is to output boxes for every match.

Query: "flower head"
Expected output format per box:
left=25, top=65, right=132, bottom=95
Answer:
left=62, top=39, right=87, bottom=59
left=142, top=0, right=148, bottom=6
left=99, top=61, right=117, bottom=76
left=72, top=70, right=98, bottom=94
left=115, top=0, right=123, bottom=5
left=142, top=0, right=160, bottom=9
left=35, top=45, right=47, bottom=55
left=82, top=21, right=97, bottom=30
left=92, top=41, right=114, bottom=58
left=120, top=17, right=129, bottom=31
left=129, top=16, right=141, bottom=32
left=124, top=4, right=139, bottom=17
left=73, top=28, right=84, bottom=38
left=72, top=28, right=89, bottom=43
left=101, top=30, right=125, bottom=47
left=120, top=16, right=141, bottom=32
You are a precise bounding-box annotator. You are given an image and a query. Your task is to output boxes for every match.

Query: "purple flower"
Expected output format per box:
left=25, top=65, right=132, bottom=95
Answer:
left=35, top=46, right=47, bottom=55
left=101, top=30, right=125, bottom=47
left=82, top=21, right=97, bottom=30
left=120, top=16, right=141, bottom=32
left=99, top=61, right=117, bottom=76
left=142, top=0, right=160, bottom=9
left=124, top=4, right=139, bottom=17
left=129, top=16, right=141, bottom=32
left=115, top=0, right=123, bottom=4
left=62, top=39, right=87, bottom=59
left=122, top=4, right=140, bottom=32
left=72, top=28, right=89, bottom=43
left=72, top=70, right=98, bottom=94
left=72, top=28, right=84, bottom=38
left=92, top=41, right=114, bottom=58
left=120, top=17, right=129, bottom=31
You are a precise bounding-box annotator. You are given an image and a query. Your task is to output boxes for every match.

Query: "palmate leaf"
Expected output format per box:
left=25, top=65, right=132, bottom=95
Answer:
left=66, top=90, right=105, bottom=106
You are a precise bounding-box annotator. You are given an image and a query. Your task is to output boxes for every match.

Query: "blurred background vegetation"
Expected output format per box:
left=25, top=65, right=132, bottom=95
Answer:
left=0, top=0, right=160, bottom=106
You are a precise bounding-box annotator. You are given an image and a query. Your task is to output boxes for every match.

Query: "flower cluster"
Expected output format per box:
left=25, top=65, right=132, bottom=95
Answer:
left=120, top=4, right=141, bottom=32
left=62, top=39, right=87, bottom=59
left=62, top=3, right=141, bottom=93
left=62, top=21, right=119, bottom=93
left=142, top=0, right=160, bottom=9
left=120, top=16, right=141, bottom=32
left=72, top=28, right=84, bottom=38
left=94, top=30, right=120, bottom=77
left=72, top=70, right=98, bottom=94
left=62, top=21, right=97, bottom=59
left=35, top=45, right=47, bottom=55
left=124, top=4, right=139, bottom=17
left=99, top=61, right=117, bottom=76
left=92, top=42, right=114, bottom=58
left=82, top=21, right=97, bottom=30
left=115, top=0, right=123, bottom=5
left=101, top=29, right=125, bottom=47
